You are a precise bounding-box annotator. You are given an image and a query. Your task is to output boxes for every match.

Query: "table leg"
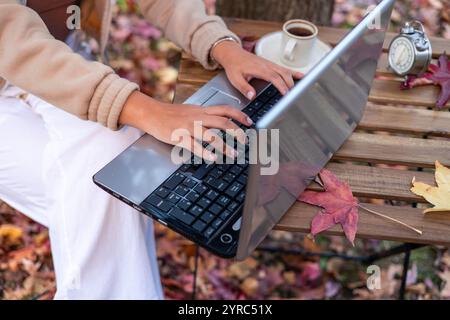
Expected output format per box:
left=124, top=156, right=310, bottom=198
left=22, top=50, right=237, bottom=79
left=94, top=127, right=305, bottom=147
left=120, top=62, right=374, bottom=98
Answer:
left=398, top=246, right=411, bottom=300
left=192, top=245, right=200, bottom=300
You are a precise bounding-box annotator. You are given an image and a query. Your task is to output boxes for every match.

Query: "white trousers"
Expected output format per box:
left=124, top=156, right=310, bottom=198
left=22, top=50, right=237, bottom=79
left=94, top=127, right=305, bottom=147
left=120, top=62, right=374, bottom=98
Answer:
left=0, top=85, right=163, bottom=299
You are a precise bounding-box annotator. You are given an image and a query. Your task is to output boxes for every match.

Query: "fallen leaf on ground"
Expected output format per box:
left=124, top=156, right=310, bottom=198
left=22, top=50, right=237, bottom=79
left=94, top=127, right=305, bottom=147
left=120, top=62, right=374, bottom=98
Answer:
left=283, top=271, right=296, bottom=285
left=228, top=258, right=258, bottom=280
left=325, top=281, right=341, bottom=298
left=0, top=224, right=23, bottom=245
left=298, top=169, right=359, bottom=245
left=411, top=160, right=450, bottom=213
left=240, top=277, right=259, bottom=296
left=439, top=270, right=450, bottom=298
left=407, top=283, right=427, bottom=296
left=300, top=262, right=322, bottom=287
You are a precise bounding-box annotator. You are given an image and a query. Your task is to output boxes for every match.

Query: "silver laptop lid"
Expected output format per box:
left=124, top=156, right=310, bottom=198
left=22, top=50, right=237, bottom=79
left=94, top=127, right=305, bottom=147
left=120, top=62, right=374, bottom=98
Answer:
left=236, top=0, right=395, bottom=260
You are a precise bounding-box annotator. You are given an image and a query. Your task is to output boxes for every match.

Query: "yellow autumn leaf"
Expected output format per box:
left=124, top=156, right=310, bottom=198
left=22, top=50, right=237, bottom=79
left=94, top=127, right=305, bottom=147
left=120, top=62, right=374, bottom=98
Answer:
left=0, top=224, right=23, bottom=243
left=411, top=161, right=450, bottom=214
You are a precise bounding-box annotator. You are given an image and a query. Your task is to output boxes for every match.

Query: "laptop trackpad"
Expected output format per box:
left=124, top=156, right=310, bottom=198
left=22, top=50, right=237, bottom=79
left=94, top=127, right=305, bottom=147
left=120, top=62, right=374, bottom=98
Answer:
left=202, top=89, right=242, bottom=109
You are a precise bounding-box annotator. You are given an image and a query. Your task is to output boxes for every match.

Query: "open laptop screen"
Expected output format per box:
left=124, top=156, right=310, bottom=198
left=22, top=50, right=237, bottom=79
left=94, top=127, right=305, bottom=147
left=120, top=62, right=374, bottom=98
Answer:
left=237, top=0, right=395, bottom=260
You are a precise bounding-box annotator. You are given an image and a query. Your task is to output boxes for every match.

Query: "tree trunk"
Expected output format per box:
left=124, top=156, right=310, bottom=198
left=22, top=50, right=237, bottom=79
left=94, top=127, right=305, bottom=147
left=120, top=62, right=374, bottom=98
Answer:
left=216, top=0, right=335, bottom=26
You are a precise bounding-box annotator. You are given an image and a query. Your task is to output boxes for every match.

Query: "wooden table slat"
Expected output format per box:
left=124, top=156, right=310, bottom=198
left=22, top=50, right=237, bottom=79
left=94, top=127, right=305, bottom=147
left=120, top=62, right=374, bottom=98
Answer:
left=277, top=202, right=450, bottom=247
left=360, top=104, right=450, bottom=137
left=178, top=59, right=219, bottom=84
left=173, top=83, right=201, bottom=104
left=369, top=79, right=450, bottom=108
left=316, top=162, right=433, bottom=202
left=336, top=133, right=450, bottom=168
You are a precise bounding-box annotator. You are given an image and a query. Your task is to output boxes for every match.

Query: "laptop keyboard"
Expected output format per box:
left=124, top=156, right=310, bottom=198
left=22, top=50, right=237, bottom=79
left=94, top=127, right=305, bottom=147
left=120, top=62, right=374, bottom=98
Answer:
left=140, top=84, right=282, bottom=240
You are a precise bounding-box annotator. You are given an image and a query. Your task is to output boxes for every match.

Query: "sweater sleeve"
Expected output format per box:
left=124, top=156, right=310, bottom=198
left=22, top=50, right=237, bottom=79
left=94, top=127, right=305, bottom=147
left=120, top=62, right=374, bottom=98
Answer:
left=137, top=0, right=242, bottom=70
left=0, top=0, right=139, bottom=130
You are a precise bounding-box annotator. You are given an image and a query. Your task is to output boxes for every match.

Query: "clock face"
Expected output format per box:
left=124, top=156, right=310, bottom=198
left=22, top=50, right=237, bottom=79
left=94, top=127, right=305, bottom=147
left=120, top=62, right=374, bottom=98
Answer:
left=389, top=37, right=415, bottom=75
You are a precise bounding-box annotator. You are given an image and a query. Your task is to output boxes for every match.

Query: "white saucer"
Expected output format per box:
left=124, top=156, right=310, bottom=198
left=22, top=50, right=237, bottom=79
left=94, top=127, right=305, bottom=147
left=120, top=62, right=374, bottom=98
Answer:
left=255, top=31, right=331, bottom=74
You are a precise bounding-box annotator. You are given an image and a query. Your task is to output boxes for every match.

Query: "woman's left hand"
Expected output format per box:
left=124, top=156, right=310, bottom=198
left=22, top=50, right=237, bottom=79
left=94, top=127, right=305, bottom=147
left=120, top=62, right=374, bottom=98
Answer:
left=211, top=40, right=303, bottom=100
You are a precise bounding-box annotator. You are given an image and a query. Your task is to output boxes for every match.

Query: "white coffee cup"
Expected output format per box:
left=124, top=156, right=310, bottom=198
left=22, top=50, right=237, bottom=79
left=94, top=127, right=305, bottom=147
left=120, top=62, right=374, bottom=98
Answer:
left=281, top=19, right=319, bottom=68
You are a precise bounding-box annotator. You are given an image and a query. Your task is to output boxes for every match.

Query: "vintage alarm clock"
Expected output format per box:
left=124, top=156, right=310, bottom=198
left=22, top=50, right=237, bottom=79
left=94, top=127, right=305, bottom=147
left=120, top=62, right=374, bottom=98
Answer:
left=388, top=21, right=432, bottom=77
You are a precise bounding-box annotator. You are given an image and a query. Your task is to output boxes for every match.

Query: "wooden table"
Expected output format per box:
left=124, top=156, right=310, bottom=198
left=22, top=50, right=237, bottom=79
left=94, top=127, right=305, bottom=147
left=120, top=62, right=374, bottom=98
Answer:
left=173, top=18, right=450, bottom=248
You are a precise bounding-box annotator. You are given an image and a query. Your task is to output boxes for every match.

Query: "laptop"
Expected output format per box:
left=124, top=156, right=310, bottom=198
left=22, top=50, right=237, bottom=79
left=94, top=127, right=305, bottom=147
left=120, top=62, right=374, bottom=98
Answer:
left=93, top=0, right=395, bottom=260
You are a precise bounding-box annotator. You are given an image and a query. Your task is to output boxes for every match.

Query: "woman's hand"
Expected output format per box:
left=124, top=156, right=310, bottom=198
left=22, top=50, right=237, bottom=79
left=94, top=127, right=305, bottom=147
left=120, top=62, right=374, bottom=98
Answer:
left=119, top=41, right=301, bottom=161
left=119, top=91, right=252, bottom=161
left=211, top=40, right=303, bottom=100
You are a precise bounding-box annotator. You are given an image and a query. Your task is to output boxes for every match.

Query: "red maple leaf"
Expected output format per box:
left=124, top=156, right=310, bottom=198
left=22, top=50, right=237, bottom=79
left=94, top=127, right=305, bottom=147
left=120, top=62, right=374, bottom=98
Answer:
left=298, top=169, right=359, bottom=245
left=429, top=53, right=450, bottom=108
left=401, top=53, right=450, bottom=108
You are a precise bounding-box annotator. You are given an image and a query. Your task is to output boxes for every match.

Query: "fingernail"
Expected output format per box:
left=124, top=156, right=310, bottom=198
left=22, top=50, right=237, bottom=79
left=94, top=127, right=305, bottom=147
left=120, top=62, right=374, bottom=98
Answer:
left=207, top=153, right=217, bottom=162
left=247, top=117, right=253, bottom=125
left=247, top=91, right=255, bottom=100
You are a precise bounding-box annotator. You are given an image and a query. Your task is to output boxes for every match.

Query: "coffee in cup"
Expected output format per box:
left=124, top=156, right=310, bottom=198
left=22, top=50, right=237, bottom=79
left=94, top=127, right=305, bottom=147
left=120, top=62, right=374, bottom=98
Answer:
left=281, top=19, right=318, bottom=68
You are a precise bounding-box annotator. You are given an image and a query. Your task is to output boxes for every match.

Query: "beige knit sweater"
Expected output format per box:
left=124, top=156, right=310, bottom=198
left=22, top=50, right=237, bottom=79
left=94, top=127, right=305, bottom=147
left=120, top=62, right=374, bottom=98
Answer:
left=0, top=0, right=240, bottom=129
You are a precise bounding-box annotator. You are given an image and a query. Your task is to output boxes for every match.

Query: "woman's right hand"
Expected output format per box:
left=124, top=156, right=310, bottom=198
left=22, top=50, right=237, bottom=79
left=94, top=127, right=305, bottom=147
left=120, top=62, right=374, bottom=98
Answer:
left=119, top=91, right=253, bottom=161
